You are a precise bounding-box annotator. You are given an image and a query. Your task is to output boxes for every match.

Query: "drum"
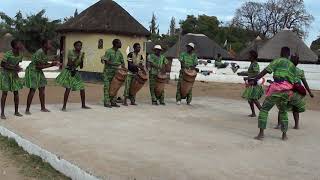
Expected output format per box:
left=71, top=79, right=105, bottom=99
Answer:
left=109, top=68, right=128, bottom=97
left=180, top=69, right=197, bottom=98
left=155, top=72, right=168, bottom=97
left=129, top=70, right=148, bottom=96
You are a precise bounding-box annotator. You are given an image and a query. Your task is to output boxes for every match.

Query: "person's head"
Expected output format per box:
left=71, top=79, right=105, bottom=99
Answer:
left=11, top=39, right=23, bottom=51
left=41, top=39, right=52, bottom=51
left=280, top=47, right=290, bottom=58
left=73, top=41, right=83, bottom=52
left=153, top=45, right=162, bottom=55
left=290, top=54, right=299, bottom=66
left=217, top=53, right=221, bottom=58
left=249, top=50, right=258, bottom=62
left=133, top=43, right=141, bottom=53
left=186, top=43, right=195, bottom=53
left=112, top=39, right=122, bottom=49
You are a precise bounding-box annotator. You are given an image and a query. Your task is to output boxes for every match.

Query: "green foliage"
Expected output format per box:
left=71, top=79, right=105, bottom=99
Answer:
left=0, top=10, right=61, bottom=53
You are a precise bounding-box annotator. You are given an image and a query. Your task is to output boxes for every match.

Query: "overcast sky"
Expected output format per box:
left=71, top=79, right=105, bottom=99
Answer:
left=0, top=0, right=319, bottom=45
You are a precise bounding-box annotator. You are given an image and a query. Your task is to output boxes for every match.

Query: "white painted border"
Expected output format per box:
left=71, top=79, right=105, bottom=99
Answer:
left=0, top=126, right=100, bottom=180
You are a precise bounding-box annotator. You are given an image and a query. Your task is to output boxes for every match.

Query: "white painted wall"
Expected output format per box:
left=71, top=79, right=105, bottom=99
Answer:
left=170, top=59, right=320, bottom=90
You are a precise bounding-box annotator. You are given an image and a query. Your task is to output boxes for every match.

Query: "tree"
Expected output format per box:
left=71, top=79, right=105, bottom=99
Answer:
left=180, top=15, right=220, bottom=38
left=232, top=0, right=314, bottom=38
left=0, top=10, right=61, bottom=52
left=74, top=9, right=79, bottom=17
left=169, top=17, right=176, bottom=36
left=149, top=13, right=158, bottom=34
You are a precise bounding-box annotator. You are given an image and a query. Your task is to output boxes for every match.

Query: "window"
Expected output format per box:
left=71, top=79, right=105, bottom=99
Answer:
left=98, top=39, right=103, bottom=49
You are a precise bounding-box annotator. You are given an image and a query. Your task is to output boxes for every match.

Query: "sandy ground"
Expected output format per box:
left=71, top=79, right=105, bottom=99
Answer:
left=0, top=81, right=319, bottom=179
left=3, top=81, right=320, bottom=111
left=1, top=97, right=320, bottom=180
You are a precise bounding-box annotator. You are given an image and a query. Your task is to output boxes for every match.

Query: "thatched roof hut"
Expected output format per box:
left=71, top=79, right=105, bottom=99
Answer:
left=56, top=0, right=150, bottom=78
left=0, top=33, right=14, bottom=53
left=237, top=36, right=265, bottom=60
left=56, top=0, right=150, bottom=36
left=258, top=29, right=317, bottom=63
left=164, top=33, right=231, bottom=59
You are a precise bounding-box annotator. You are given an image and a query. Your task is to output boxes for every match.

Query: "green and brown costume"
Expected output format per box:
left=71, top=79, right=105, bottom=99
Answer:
left=258, top=57, right=297, bottom=132
left=242, top=62, right=264, bottom=100
left=123, top=52, right=144, bottom=102
left=148, top=54, right=168, bottom=103
left=102, top=48, right=124, bottom=104
left=0, top=51, right=24, bottom=92
left=215, top=56, right=228, bottom=68
left=278, top=67, right=306, bottom=113
left=25, top=49, right=49, bottom=89
left=176, top=52, right=198, bottom=103
left=56, top=50, right=85, bottom=91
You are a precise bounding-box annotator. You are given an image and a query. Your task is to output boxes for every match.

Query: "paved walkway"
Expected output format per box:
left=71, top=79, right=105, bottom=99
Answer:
left=0, top=97, right=319, bottom=180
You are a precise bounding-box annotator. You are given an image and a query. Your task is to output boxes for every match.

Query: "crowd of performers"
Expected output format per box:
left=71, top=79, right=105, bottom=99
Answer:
left=0, top=38, right=315, bottom=141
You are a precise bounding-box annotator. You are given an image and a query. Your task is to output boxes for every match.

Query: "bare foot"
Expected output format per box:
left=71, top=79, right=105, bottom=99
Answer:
left=61, top=108, right=67, bottom=112
left=14, top=112, right=23, bottom=117
left=1, top=114, right=6, bottom=120
left=25, top=111, right=31, bottom=115
left=293, top=126, right=300, bottom=130
left=254, top=135, right=264, bottom=141
left=248, top=114, right=257, bottom=117
left=282, top=133, right=288, bottom=141
left=274, top=124, right=281, bottom=129
left=82, top=106, right=91, bottom=109
left=41, top=109, right=50, bottom=112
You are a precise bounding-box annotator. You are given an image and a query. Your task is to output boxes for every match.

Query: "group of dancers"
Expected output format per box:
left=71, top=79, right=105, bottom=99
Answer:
left=239, top=47, right=314, bottom=140
left=0, top=38, right=315, bottom=141
left=0, top=38, right=197, bottom=118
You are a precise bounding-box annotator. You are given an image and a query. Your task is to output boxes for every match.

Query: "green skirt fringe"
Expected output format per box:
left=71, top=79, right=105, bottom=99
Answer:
left=0, top=70, right=24, bottom=92
left=242, top=85, right=264, bottom=100
left=56, top=69, right=84, bottom=91
left=25, top=66, right=47, bottom=89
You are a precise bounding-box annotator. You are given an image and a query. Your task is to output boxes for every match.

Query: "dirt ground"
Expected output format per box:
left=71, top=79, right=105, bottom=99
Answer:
left=0, top=81, right=319, bottom=179
left=3, top=80, right=320, bottom=111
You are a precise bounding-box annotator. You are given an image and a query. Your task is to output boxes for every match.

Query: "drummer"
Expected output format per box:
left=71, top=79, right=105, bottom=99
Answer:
left=176, top=43, right=198, bottom=105
left=101, top=39, right=125, bottom=108
left=123, top=43, right=145, bottom=106
left=147, top=45, right=168, bottom=105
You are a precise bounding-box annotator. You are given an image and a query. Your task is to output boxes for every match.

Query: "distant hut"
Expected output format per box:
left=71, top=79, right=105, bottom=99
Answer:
left=164, top=33, right=231, bottom=60
left=237, top=36, right=265, bottom=61
left=258, top=29, right=318, bottom=63
left=56, top=0, right=150, bottom=80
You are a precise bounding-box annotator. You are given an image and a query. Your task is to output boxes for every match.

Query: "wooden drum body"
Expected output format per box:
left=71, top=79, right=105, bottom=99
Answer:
left=155, top=72, right=167, bottom=97
left=129, top=70, right=148, bottom=96
left=180, top=69, right=197, bottom=98
left=109, top=68, right=128, bottom=97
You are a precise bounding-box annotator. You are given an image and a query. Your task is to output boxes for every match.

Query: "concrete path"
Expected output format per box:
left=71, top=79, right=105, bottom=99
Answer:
left=0, top=97, right=320, bottom=180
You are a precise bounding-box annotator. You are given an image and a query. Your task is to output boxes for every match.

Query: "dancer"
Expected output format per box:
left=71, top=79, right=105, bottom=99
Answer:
left=147, top=45, right=168, bottom=105
left=25, top=39, right=60, bottom=115
left=238, top=50, right=263, bottom=117
left=101, top=39, right=125, bottom=108
left=176, top=43, right=198, bottom=105
left=275, top=54, right=314, bottom=129
left=56, top=41, right=91, bottom=111
left=251, top=47, right=296, bottom=141
left=0, top=39, right=24, bottom=119
left=123, top=43, right=145, bottom=106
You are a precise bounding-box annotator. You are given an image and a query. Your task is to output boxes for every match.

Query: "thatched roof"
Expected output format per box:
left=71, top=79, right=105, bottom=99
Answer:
left=258, top=29, right=318, bottom=63
left=57, top=0, right=150, bottom=37
left=164, top=33, right=231, bottom=59
left=0, top=33, right=13, bottom=52
left=237, top=36, right=265, bottom=60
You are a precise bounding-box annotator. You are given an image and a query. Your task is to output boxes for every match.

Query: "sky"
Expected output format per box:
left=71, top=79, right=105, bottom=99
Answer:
left=0, top=0, right=319, bottom=46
